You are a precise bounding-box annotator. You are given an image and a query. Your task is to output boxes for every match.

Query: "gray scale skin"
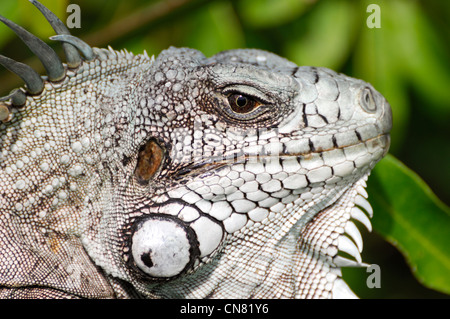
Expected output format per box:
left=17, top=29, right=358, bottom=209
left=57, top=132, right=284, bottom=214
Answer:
left=0, top=2, right=391, bottom=298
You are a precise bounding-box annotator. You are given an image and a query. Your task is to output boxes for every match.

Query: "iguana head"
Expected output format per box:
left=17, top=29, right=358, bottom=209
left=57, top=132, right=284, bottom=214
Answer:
left=0, top=1, right=391, bottom=298
left=83, top=45, right=391, bottom=298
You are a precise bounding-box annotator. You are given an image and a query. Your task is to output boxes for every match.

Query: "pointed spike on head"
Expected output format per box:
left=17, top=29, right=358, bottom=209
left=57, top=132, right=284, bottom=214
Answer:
left=0, top=89, right=26, bottom=108
left=30, top=0, right=81, bottom=68
left=0, top=54, right=44, bottom=95
left=50, top=35, right=95, bottom=62
left=10, top=89, right=27, bottom=107
left=0, top=14, right=65, bottom=81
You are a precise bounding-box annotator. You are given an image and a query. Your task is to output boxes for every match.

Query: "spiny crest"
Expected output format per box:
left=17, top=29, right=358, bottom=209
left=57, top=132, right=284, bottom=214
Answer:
left=0, top=0, right=95, bottom=121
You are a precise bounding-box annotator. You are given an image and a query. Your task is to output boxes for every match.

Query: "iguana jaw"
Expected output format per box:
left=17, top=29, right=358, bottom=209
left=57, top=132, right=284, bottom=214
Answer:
left=130, top=173, right=373, bottom=299
left=170, top=133, right=390, bottom=185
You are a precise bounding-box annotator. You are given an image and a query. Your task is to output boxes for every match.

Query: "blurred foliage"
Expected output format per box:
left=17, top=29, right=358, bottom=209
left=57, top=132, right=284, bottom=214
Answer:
left=368, top=155, right=450, bottom=295
left=1, top=0, right=449, bottom=298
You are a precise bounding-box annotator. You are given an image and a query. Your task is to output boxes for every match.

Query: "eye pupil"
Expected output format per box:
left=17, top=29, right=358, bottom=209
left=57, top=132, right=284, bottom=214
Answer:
left=228, top=93, right=259, bottom=114
left=236, top=95, right=248, bottom=107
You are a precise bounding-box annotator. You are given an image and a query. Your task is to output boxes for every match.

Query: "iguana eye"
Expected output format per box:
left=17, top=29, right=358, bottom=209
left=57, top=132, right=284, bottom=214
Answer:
left=228, top=93, right=261, bottom=114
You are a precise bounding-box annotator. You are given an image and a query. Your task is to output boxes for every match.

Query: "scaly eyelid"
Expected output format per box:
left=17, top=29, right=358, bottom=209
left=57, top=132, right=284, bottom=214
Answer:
left=221, top=84, right=273, bottom=105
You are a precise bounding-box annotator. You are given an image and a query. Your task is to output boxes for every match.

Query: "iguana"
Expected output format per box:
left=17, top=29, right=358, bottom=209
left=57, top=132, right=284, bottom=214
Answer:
left=0, top=1, right=392, bottom=298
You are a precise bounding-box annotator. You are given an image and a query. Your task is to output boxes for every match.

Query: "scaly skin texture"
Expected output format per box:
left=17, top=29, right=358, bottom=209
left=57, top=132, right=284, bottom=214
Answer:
left=0, top=2, right=391, bottom=298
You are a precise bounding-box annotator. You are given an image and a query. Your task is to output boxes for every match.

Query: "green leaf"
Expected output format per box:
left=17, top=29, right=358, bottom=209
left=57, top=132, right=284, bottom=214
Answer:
left=0, top=1, right=19, bottom=47
left=184, top=1, right=245, bottom=57
left=238, top=0, right=311, bottom=28
left=367, top=154, right=450, bottom=295
left=285, top=0, right=358, bottom=70
left=386, top=0, right=450, bottom=120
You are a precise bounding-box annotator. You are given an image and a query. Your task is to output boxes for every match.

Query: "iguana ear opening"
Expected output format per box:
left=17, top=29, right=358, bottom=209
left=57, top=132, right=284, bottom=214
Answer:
left=134, top=139, right=164, bottom=185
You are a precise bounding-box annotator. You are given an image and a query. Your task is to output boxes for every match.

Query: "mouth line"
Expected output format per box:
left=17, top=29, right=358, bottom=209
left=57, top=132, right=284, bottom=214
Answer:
left=173, top=133, right=390, bottom=178
left=279, top=133, right=390, bottom=158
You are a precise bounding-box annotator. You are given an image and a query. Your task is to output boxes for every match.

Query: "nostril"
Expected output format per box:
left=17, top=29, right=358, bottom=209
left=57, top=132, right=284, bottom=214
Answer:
left=360, top=87, right=377, bottom=113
